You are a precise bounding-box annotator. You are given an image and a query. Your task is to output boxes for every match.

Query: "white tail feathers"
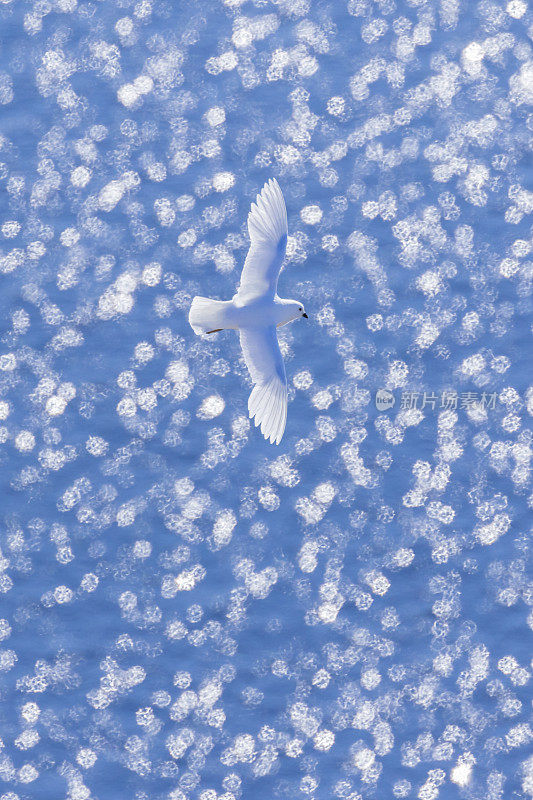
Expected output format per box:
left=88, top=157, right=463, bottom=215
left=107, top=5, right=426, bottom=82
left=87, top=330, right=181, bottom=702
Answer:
left=189, top=296, right=232, bottom=335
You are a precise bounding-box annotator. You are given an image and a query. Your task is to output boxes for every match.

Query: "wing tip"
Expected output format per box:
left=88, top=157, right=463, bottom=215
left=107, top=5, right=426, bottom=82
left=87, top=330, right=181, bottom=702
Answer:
left=247, top=178, right=287, bottom=244
left=248, top=377, right=287, bottom=445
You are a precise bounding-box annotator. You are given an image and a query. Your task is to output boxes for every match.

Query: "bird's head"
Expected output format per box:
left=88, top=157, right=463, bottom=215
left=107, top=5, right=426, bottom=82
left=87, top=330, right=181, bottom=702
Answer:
left=282, top=299, right=308, bottom=324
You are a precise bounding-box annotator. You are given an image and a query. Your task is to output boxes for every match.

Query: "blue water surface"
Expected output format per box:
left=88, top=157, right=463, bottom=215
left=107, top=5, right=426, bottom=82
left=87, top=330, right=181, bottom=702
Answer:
left=0, top=0, right=531, bottom=798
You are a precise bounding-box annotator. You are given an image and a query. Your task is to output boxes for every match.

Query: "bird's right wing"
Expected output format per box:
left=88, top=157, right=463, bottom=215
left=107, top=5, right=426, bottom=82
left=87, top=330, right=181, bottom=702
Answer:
left=239, top=326, right=287, bottom=445
left=235, top=179, right=288, bottom=304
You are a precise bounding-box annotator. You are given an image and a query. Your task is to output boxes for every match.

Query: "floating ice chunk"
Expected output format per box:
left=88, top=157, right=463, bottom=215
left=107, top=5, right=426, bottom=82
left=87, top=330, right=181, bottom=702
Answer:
left=133, top=75, right=153, bottom=94
left=117, top=397, right=136, bottom=418
left=364, top=571, right=390, bottom=596
left=312, top=389, right=333, bottom=410
left=462, top=42, right=484, bottom=77
left=178, top=229, right=196, bottom=249
left=416, top=321, right=440, bottom=349
left=117, top=75, right=153, bottom=108
left=461, top=353, right=485, bottom=376
left=205, top=106, right=225, bottom=126
left=212, top=509, right=237, bottom=548
left=14, top=729, right=39, bottom=749
left=2, top=220, right=20, bottom=238
left=205, top=51, right=238, bottom=75
left=300, top=204, right=322, bottom=225
left=416, top=270, right=443, bottom=296
left=314, top=729, right=335, bottom=751
left=327, top=96, right=345, bottom=116
left=141, top=262, right=161, bottom=285
left=132, top=540, right=151, bottom=560
left=136, top=387, right=157, bottom=411
left=0, top=353, right=16, bottom=371
left=98, top=180, right=125, bottom=211
left=498, top=655, right=519, bottom=675
left=59, top=227, right=80, bottom=246
left=244, top=566, right=277, bottom=599
left=506, top=0, right=527, bottom=15
left=506, top=724, right=532, bottom=748
left=213, top=171, right=235, bottom=192
left=116, top=84, right=139, bottom=108
left=15, top=431, right=35, bottom=452
left=475, top=513, right=511, bottom=545
left=293, top=370, right=313, bottom=390
left=173, top=566, right=205, bottom=593
left=354, top=747, right=376, bottom=770
left=510, top=62, right=533, bottom=106
left=321, top=234, right=339, bottom=252
left=341, top=443, right=372, bottom=487
left=54, top=585, right=73, bottom=603
left=298, top=541, right=318, bottom=573
left=388, top=360, right=408, bottom=387
left=362, top=19, right=388, bottom=44
left=19, top=764, right=39, bottom=783
left=46, top=396, right=68, bottom=416
left=97, top=276, right=139, bottom=319
left=0, top=252, right=25, bottom=274
left=154, top=198, right=175, bottom=227
left=99, top=172, right=139, bottom=212
left=366, top=313, right=383, bottom=332
left=233, top=13, right=279, bottom=49
left=197, top=395, right=225, bottom=420
left=391, top=548, right=415, bottom=568
left=134, top=342, right=154, bottom=364
left=85, top=436, right=108, bottom=456
left=313, top=482, right=336, bottom=504
left=115, top=16, right=134, bottom=36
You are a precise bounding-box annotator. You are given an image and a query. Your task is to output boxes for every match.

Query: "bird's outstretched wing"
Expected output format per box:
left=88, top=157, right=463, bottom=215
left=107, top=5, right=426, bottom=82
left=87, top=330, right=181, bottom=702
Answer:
left=239, top=326, right=287, bottom=445
left=236, top=179, right=288, bottom=304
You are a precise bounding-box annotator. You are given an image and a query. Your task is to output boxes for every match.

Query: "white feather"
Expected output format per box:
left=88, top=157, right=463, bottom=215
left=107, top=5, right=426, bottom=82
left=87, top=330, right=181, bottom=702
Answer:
left=239, top=327, right=287, bottom=445
left=236, top=178, right=288, bottom=304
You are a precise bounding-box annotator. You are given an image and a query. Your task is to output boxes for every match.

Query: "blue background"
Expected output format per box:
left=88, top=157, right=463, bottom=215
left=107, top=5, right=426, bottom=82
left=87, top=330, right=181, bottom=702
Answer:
left=0, top=0, right=531, bottom=798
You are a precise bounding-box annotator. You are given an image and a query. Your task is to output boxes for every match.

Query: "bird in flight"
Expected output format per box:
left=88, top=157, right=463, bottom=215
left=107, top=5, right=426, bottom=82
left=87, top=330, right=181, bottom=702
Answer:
left=189, top=178, right=307, bottom=445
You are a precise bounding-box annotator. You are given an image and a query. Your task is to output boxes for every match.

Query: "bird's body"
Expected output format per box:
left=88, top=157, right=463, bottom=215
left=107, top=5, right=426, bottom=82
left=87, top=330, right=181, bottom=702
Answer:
left=191, top=295, right=301, bottom=332
left=189, top=179, right=307, bottom=444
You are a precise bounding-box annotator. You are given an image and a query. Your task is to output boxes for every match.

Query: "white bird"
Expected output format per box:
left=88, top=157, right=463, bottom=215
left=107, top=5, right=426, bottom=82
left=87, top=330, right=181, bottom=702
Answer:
left=189, top=178, right=307, bottom=445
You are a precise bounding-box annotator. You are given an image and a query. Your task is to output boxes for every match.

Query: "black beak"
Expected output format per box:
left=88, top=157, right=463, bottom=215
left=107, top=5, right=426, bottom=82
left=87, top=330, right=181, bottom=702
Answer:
left=302, top=313, right=308, bottom=319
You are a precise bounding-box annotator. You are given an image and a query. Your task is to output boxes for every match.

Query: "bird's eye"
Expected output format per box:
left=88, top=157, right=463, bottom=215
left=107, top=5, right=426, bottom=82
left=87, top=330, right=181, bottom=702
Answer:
left=299, top=307, right=302, bottom=311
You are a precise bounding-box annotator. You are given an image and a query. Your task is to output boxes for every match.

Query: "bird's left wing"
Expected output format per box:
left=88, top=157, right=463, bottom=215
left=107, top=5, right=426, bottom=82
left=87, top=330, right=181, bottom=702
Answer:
left=236, top=179, right=288, bottom=304
left=239, top=326, right=287, bottom=445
